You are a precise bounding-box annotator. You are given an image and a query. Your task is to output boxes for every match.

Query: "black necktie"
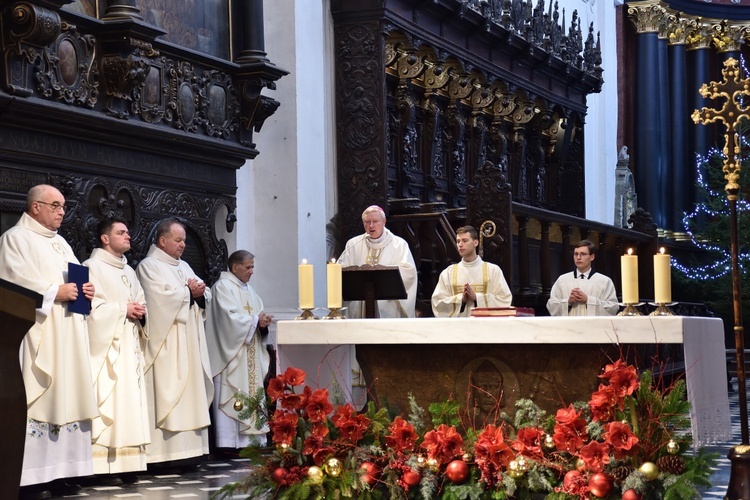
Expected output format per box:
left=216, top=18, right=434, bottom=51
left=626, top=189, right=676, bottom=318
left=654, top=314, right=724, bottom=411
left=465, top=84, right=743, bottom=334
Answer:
left=580, top=274, right=585, bottom=279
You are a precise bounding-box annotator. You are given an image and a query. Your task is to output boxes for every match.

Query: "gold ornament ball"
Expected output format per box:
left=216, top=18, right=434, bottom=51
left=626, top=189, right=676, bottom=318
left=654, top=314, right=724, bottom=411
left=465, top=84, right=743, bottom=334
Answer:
left=508, top=459, right=525, bottom=478
left=325, top=457, right=342, bottom=477
left=232, top=399, right=243, bottom=411
left=416, top=455, right=427, bottom=468
left=666, top=439, right=680, bottom=455
left=307, top=465, right=324, bottom=484
left=543, top=434, right=556, bottom=450
left=462, top=452, right=473, bottom=462
left=516, top=457, right=528, bottom=471
left=426, top=457, right=439, bottom=472
left=576, top=458, right=586, bottom=471
left=639, top=461, right=659, bottom=480
left=277, top=443, right=289, bottom=454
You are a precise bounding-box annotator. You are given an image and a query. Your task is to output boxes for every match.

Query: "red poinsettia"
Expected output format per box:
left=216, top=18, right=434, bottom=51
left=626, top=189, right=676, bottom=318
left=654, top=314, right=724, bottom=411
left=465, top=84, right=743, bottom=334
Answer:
left=385, top=416, right=419, bottom=453
left=421, top=424, right=465, bottom=465
left=511, top=426, right=545, bottom=459
left=331, top=404, right=372, bottom=444
left=270, top=409, right=299, bottom=446
left=305, top=388, right=334, bottom=423
left=474, top=424, right=515, bottom=486
left=599, top=359, right=639, bottom=400
left=579, top=440, right=611, bottom=472
left=589, top=384, right=619, bottom=422
left=602, top=421, right=640, bottom=458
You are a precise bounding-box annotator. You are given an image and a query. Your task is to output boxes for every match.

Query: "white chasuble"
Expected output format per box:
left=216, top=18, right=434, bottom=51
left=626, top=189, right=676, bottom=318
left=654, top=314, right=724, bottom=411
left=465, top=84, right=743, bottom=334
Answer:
left=546, top=271, right=620, bottom=316
left=431, top=257, right=513, bottom=317
left=0, top=212, right=97, bottom=485
left=136, top=245, right=213, bottom=463
left=84, top=248, right=150, bottom=473
left=338, top=228, right=418, bottom=318
left=206, top=271, right=270, bottom=448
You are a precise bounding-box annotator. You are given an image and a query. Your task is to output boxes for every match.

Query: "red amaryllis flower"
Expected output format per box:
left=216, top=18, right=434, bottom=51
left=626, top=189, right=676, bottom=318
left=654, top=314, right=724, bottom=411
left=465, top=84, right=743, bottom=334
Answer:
left=305, top=388, right=334, bottom=423
left=385, top=416, right=419, bottom=453
left=603, top=421, right=639, bottom=458
left=302, top=422, right=330, bottom=459
left=282, top=367, right=306, bottom=387
left=421, top=424, right=464, bottom=465
left=589, top=384, right=618, bottom=422
left=555, top=404, right=583, bottom=426
left=267, top=376, right=286, bottom=402
left=511, top=426, right=545, bottom=459
left=599, top=360, right=639, bottom=399
left=331, top=404, right=371, bottom=443
left=553, top=421, right=588, bottom=453
left=474, top=424, right=514, bottom=486
left=579, top=440, right=611, bottom=472
left=279, top=391, right=304, bottom=411
left=269, top=410, right=298, bottom=446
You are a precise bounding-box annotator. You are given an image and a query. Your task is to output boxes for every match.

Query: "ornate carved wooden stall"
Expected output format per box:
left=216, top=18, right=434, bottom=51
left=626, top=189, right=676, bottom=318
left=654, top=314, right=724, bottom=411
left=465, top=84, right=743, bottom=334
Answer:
left=332, top=0, right=661, bottom=312
left=0, top=0, right=286, bottom=278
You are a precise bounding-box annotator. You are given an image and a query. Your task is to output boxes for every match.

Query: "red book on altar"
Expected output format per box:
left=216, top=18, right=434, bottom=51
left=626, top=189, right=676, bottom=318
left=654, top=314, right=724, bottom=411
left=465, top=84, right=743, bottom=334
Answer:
left=470, top=307, right=535, bottom=317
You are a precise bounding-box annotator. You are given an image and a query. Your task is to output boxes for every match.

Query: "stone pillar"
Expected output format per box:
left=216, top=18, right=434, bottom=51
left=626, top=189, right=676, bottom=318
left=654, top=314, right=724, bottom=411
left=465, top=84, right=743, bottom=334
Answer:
left=657, top=21, right=671, bottom=233
left=667, top=15, right=691, bottom=240
left=627, top=0, right=668, bottom=229
left=686, top=22, right=712, bottom=209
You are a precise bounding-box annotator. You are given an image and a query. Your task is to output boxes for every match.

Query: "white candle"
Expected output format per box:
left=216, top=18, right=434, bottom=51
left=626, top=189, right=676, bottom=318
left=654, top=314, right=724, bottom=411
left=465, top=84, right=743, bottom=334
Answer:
left=621, top=249, right=639, bottom=304
left=327, top=259, right=342, bottom=308
left=654, top=248, right=671, bottom=304
left=299, top=259, right=314, bottom=309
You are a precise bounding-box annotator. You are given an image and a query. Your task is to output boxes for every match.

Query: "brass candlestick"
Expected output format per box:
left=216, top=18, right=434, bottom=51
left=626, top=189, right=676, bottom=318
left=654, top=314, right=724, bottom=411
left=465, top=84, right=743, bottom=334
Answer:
left=295, top=308, right=318, bottom=320
left=322, top=307, right=345, bottom=320
left=649, top=302, right=675, bottom=316
left=618, top=303, right=643, bottom=316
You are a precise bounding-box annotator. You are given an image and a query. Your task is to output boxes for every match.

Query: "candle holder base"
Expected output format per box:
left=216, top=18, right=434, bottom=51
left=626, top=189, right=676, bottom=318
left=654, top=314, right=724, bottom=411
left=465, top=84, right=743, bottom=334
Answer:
left=322, top=307, right=346, bottom=320
left=295, top=308, right=318, bottom=320
left=649, top=302, right=676, bottom=316
left=618, top=303, right=643, bottom=316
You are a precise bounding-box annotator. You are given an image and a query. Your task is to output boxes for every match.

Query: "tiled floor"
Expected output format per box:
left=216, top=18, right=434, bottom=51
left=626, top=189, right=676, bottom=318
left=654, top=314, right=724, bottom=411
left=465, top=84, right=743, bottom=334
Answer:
left=34, top=381, right=748, bottom=499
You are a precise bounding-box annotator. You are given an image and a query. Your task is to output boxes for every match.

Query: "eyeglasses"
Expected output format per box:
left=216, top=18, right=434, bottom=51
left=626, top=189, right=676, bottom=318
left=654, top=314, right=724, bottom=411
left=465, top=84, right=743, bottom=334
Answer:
left=34, top=201, right=67, bottom=212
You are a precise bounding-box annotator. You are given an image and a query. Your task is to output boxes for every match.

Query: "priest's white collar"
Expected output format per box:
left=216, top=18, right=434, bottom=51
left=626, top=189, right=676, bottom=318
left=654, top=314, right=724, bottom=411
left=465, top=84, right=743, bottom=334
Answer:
left=147, top=244, right=180, bottom=265
left=90, top=247, right=126, bottom=269
left=20, top=212, right=57, bottom=238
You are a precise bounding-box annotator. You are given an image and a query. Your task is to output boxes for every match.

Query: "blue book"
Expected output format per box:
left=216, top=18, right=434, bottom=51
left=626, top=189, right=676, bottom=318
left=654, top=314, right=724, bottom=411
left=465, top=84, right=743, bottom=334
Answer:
left=67, top=262, right=91, bottom=315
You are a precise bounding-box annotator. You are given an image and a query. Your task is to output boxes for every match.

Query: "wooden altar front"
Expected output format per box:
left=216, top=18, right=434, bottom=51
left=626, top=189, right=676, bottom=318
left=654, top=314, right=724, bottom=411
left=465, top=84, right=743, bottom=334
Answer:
left=277, top=316, right=731, bottom=447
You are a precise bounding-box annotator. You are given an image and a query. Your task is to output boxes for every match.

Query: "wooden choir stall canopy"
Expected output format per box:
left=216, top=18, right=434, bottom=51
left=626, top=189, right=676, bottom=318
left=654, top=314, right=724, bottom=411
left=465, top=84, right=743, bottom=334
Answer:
left=277, top=316, right=731, bottom=448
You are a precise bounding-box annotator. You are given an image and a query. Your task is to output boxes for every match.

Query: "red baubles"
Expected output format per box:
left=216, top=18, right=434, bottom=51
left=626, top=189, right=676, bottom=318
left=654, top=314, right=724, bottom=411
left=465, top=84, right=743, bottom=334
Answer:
left=445, top=459, right=470, bottom=484
left=588, top=472, right=613, bottom=498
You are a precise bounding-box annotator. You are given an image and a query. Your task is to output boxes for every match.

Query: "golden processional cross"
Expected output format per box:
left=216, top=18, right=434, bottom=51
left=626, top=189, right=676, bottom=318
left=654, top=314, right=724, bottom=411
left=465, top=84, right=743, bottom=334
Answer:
left=692, top=57, right=750, bottom=497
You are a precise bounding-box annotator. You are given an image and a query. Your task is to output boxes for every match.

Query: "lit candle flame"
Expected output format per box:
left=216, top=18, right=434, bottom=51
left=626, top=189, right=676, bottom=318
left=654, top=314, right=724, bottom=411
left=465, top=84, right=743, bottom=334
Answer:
left=627, top=248, right=633, bottom=256
left=659, top=247, right=666, bottom=254
left=301, top=258, right=308, bottom=265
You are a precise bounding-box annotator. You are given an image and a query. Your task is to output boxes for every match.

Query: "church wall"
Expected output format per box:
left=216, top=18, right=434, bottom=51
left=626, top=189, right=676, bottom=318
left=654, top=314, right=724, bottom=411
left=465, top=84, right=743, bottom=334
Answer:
left=239, top=0, right=336, bottom=316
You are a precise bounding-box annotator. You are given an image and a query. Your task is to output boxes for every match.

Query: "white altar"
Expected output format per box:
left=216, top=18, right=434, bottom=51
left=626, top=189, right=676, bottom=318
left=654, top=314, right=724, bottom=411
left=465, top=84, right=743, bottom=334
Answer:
left=277, top=316, right=731, bottom=447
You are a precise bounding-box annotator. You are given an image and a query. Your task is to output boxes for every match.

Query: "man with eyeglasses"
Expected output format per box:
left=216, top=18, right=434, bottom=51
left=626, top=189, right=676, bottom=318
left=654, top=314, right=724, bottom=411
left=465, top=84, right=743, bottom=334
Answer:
left=0, top=184, right=98, bottom=498
left=546, top=239, right=619, bottom=316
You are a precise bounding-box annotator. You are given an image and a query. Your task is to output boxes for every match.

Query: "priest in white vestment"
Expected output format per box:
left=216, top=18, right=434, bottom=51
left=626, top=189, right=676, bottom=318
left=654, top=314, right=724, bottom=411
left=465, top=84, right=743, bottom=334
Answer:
left=84, top=217, right=150, bottom=475
left=0, top=185, right=98, bottom=492
left=337, top=205, right=417, bottom=318
left=206, top=250, right=273, bottom=449
left=431, top=225, right=513, bottom=317
left=136, top=219, right=213, bottom=464
left=546, top=239, right=619, bottom=316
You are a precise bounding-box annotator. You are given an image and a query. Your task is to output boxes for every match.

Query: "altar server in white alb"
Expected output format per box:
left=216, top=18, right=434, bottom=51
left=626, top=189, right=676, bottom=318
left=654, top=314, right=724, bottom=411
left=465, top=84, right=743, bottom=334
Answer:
left=431, top=225, right=513, bottom=317
left=136, top=218, right=213, bottom=464
left=0, top=184, right=98, bottom=493
left=206, top=250, right=273, bottom=449
left=337, top=205, right=418, bottom=318
left=546, top=239, right=619, bottom=316
left=84, top=216, right=150, bottom=475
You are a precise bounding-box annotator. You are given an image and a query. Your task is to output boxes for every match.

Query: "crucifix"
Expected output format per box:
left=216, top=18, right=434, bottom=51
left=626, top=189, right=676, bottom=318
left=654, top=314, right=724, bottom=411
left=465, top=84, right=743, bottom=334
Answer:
left=243, top=302, right=253, bottom=315
left=692, top=56, right=750, bottom=499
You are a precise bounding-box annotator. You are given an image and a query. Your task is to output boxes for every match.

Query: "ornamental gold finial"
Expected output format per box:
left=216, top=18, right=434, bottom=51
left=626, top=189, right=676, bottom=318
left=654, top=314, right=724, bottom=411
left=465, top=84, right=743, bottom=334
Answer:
left=478, top=220, right=496, bottom=258
left=691, top=57, right=750, bottom=198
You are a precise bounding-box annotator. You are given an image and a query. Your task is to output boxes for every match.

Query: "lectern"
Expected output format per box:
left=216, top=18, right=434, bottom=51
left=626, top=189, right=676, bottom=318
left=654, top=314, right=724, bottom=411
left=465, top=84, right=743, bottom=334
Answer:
left=0, top=279, right=41, bottom=497
left=342, top=265, right=407, bottom=318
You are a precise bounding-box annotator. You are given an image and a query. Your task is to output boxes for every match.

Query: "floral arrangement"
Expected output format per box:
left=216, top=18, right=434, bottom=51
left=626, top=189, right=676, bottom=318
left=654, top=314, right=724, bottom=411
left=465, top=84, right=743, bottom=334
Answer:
left=216, top=359, right=717, bottom=499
